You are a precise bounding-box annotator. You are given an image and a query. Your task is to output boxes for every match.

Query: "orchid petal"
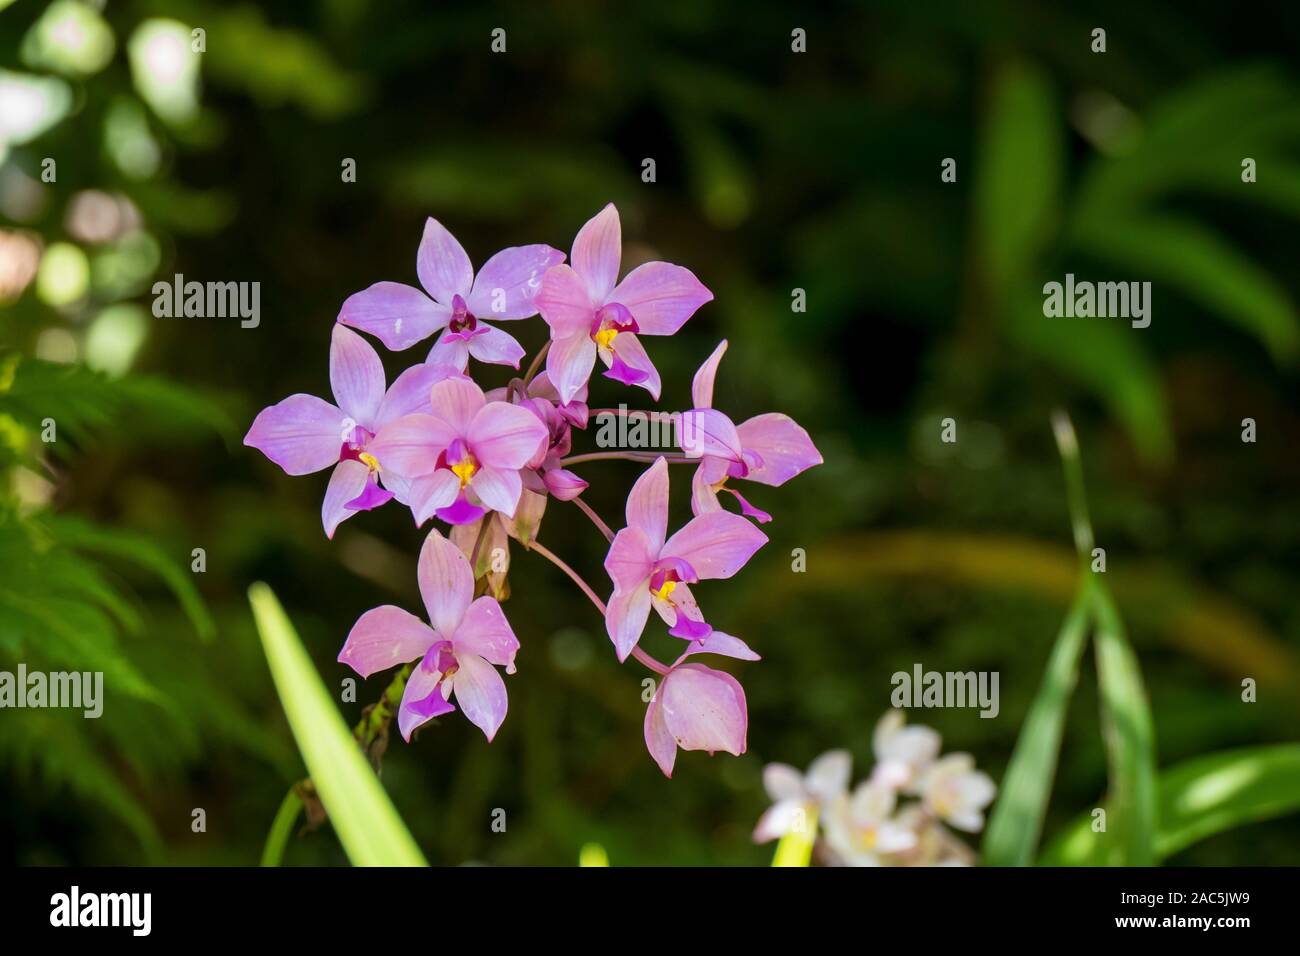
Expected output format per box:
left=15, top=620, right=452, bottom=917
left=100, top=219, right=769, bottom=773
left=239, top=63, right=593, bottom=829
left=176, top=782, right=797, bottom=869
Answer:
left=244, top=394, right=345, bottom=476
left=806, top=750, right=853, bottom=804
left=466, top=322, right=526, bottom=368
left=339, top=605, right=437, bottom=678
left=763, top=764, right=806, bottom=802
left=624, top=457, right=670, bottom=553
left=691, top=340, right=728, bottom=409
left=416, top=217, right=474, bottom=305
left=429, top=377, right=487, bottom=436
left=408, top=469, right=461, bottom=525
left=753, top=798, right=804, bottom=843
left=469, top=463, right=522, bottom=517
left=322, top=460, right=370, bottom=538
left=545, top=332, right=598, bottom=406
left=734, top=413, right=823, bottom=486
left=643, top=691, right=676, bottom=777
left=690, top=461, right=723, bottom=517
left=416, top=528, right=473, bottom=636
left=604, top=527, right=656, bottom=591
left=369, top=413, right=456, bottom=479
left=451, top=651, right=508, bottom=741
left=571, top=203, right=621, bottom=303
left=374, top=362, right=452, bottom=427
left=398, top=650, right=455, bottom=742
left=605, top=332, right=661, bottom=400
left=609, top=260, right=712, bottom=337
left=466, top=244, right=566, bottom=319
left=679, top=630, right=760, bottom=663
left=426, top=330, right=470, bottom=371
left=605, top=585, right=652, bottom=662
left=328, top=324, right=386, bottom=426
left=455, top=596, right=520, bottom=670
left=660, top=663, right=747, bottom=759
left=467, top=401, right=549, bottom=469
left=535, top=264, right=595, bottom=339
left=337, top=282, right=450, bottom=351
left=661, top=510, right=768, bottom=580
left=678, top=407, right=742, bottom=461
left=542, top=467, right=587, bottom=500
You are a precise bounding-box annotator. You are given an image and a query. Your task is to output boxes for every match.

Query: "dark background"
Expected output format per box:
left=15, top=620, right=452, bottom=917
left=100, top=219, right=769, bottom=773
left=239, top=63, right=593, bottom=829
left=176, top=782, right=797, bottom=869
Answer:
left=2, top=0, right=1298, bottom=865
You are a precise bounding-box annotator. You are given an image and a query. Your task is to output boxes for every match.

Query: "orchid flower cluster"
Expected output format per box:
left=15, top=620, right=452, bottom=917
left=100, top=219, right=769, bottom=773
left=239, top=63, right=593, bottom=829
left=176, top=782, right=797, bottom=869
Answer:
left=245, top=204, right=822, bottom=774
left=754, top=711, right=997, bottom=865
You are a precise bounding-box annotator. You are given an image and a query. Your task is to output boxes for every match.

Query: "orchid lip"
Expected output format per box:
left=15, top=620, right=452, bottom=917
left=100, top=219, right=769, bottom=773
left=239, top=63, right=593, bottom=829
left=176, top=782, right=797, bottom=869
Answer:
left=436, top=493, right=486, bottom=526
left=448, top=293, right=478, bottom=335
left=669, top=616, right=712, bottom=640
left=338, top=425, right=376, bottom=463
left=590, top=302, right=639, bottom=341
left=344, top=472, right=395, bottom=512
left=436, top=439, right=479, bottom=487
left=649, top=557, right=699, bottom=594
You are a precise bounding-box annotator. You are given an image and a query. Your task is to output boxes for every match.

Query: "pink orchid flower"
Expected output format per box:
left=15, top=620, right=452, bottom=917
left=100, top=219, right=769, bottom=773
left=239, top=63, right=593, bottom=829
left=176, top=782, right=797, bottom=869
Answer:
left=369, top=377, right=549, bottom=526
left=244, top=324, right=456, bottom=537
left=680, top=340, right=823, bottom=523
left=338, top=217, right=564, bottom=367
left=644, top=631, right=758, bottom=777
left=338, top=529, right=519, bottom=741
left=486, top=372, right=589, bottom=501
left=535, top=203, right=713, bottom=404
left=604, top=457, right=767, bottom=661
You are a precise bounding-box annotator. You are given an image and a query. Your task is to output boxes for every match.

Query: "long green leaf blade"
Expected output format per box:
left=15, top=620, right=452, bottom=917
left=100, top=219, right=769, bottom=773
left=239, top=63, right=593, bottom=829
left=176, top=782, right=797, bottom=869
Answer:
left=1042, top=744, right=1300, bottom=864
left=1091, top=583, right=1158, bottom=866
left=249, top=582, right=426, bottom=867
left=982, top=585, right=1091, bottom=865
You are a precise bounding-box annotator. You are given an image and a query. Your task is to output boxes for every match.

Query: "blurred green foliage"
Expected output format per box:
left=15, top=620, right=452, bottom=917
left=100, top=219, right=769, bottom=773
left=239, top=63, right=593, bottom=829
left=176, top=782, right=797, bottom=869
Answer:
left=1, top=1, right=1298, bottom=865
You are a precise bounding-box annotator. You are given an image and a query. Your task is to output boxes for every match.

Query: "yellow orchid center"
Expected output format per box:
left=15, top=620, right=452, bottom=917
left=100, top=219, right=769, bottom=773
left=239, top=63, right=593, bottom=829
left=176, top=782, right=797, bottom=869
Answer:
left=450, top=455, right=479, bottom=487
left=856, top=827, right=879, bottom=851
left=358, top=452, right=380, bottom=472
left=594, top=326, right=619, bottom=350
left=651, top=578, right=677, bottom=602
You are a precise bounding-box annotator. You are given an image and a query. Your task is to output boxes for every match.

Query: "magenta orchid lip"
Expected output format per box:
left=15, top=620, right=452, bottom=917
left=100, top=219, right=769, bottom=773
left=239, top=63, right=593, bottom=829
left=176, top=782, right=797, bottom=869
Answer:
left=245, top=203, right=823, bottom=774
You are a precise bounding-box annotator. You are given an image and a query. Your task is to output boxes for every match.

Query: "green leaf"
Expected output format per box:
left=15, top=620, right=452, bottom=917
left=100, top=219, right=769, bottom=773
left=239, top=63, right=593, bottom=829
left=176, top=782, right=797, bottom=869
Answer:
left=1090, top=583, right=1158, bottom=866
left=1009, top=297, right=1172, bottom=462
left=248, top=582, right=426, bottom=867
left=44, top=515, right=216, bottom=641
left=982, top=585, right=1091, bottom=866
left=1072, top=215, right=1299, bottom=362
left=1042, top=744, right=1300, bottom=864
left=974, top=60, right=1062, bottom=303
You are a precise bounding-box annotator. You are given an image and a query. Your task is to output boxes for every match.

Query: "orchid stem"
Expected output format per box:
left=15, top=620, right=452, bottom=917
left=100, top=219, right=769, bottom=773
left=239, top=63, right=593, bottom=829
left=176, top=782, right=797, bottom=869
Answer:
left=521, top=341, right=551, bottom=392
left=630, top=646, right=670, bottom=676
left=588, top=407, right=659, bottom=417
left=527, top=538, right=669, bottom=676
left=560, top=451, right=695, bottom=467
left=572, top=496, right=615, bottom=543
left=528, top=539, right=607, bottom=613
